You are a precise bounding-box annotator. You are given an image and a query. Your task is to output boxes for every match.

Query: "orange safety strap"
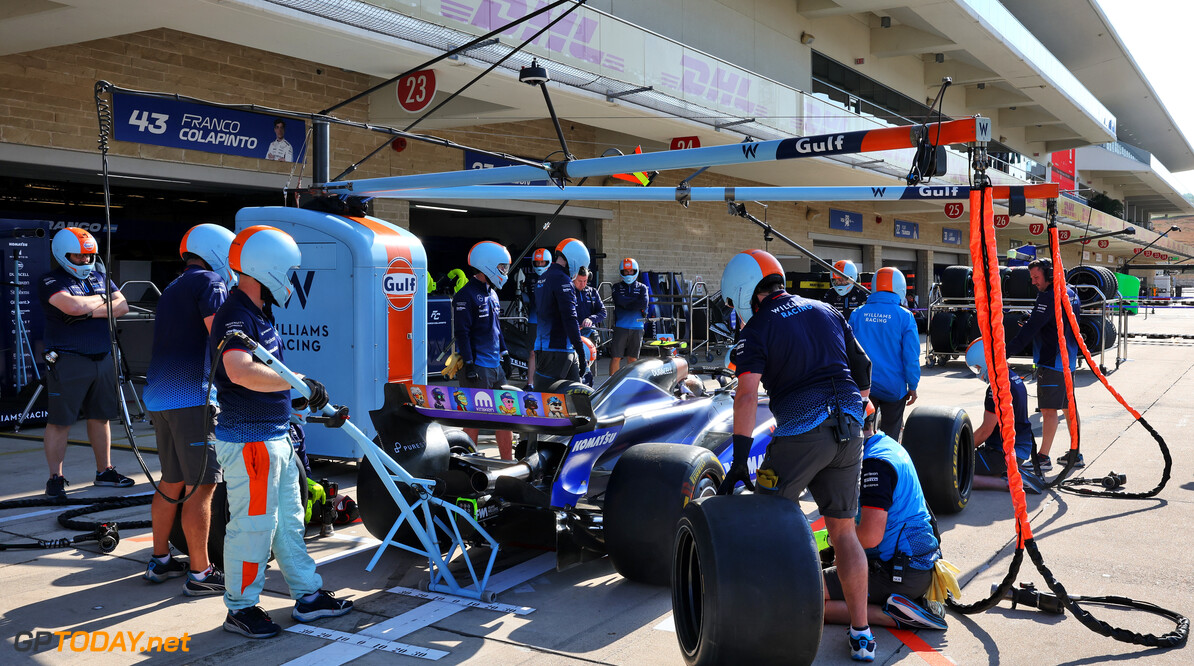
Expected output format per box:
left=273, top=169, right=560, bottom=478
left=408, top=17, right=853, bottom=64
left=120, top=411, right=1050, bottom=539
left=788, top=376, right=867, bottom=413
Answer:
left=1046, top=225, right=1082, bottom=458
left=969, top=185, right=1033, bottom=544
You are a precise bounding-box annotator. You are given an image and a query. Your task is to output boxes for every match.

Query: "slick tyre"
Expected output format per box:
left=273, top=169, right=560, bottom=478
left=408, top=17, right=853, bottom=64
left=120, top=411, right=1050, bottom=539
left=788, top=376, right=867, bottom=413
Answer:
left=604, top=443, right=724, bottom=586
left=940, top=266, right=973, bottom=299
left=169, top=482, right=228, bottom=570
left=357, top=425, right=452, bottom=551
left=671, top=495, right=823, bottom=666
left=169, top=461, right=307, bottom=570
left=901, top=406, right=974, bottom=514
left=930, top=311, right=956, bottom=353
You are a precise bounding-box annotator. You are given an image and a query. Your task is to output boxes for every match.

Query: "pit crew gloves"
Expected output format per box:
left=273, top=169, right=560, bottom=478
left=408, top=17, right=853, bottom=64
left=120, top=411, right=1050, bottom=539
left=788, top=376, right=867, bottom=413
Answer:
left=292, top=377, right=329, bottom=412
left=717, top=434, right=756, bottom=495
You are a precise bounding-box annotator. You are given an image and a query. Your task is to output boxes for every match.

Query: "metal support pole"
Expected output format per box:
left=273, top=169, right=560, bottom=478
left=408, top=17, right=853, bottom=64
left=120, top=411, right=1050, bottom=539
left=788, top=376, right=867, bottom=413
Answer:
left=313, top=120, right=330, bottom=186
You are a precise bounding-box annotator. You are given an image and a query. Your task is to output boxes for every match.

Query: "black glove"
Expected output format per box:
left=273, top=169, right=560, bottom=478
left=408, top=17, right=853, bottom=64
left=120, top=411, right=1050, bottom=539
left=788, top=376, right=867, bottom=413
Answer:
left=717, top=435, right=756, bottom=495
left=500, top=351, right=511, bottom=379
left=292, top=377, right=329, bottom=412
left=465, top=363, right=480, bottom=382
left=576, top=353, right=588, bottom=381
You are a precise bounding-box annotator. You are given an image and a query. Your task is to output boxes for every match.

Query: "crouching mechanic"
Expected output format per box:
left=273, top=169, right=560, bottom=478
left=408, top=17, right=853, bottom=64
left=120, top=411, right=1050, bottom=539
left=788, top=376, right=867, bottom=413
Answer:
left=719, top=249, right=878, bottom=661
left=455, top=241, right=514, bottom=460
left=143, top=223, right=236, bottom=594
left=849, top=267, right=919, bottom=440
left=533, top=238, right=590, bottom=390
left=823, top=402, right=947, bottom=631
left=965, top=340, right=1043, bottom=494
left=210, top=225, right=352, bottom=638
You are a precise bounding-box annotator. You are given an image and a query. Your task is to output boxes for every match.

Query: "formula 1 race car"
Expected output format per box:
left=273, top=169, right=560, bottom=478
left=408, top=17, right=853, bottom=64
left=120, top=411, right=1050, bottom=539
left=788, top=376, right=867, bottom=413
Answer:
left=357, top=358, right=975, bottom=586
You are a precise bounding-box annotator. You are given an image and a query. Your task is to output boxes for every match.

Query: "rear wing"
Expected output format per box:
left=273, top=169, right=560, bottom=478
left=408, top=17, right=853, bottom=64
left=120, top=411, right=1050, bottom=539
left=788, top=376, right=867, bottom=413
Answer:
left=371, top=382, right=597, bottom=438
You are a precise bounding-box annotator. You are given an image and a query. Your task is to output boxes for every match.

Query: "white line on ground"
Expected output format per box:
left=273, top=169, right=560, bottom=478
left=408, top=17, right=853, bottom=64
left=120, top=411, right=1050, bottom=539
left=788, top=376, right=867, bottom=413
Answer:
left=281, top=552, right=556, bottom=666
left=387, top=586, right=536, bottom=615
left=654, top=616, right=675, bottom=633
left=284, top=625, right=448, bottom=660
left=313, top=542, right=380, bottom=567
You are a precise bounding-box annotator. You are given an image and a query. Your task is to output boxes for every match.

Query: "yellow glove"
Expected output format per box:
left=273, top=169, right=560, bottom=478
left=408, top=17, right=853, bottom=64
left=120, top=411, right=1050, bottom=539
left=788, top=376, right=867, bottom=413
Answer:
left=447, top=268, right=468, bottom=294
left=756, top=467, right=779, bottom=490
left=443, top=351, right=464, bottom=380
left=926, top=558, right=962, bottom=604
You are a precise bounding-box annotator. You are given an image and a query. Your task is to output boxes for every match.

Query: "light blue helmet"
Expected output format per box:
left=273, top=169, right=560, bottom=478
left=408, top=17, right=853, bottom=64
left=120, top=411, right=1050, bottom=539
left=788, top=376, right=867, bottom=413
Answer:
left=555, top=238, right=590, bottom=280
left=230, top=225, right=302, bottom=304
left=532, top=248, right=552, bottom=276
left=873, top=267, right=906, bottom=298
left=721, top=249, right=784, bottom=324
left=619, top=257, right=640, bottom=284
left=181, top=223, right=238, bottom=286
left=965, top=338, right=988, bottom=383
left=51, top=228, right=98, bottom=280
left=832, top=259, right=858, bottom=296
left=468, top=241, right=512, bottom=289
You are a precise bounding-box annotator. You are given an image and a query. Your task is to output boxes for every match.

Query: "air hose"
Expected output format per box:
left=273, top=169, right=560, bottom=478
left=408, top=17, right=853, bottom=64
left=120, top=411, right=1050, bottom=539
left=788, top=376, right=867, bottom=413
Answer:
left=945, top=176, right=1188, bottom=649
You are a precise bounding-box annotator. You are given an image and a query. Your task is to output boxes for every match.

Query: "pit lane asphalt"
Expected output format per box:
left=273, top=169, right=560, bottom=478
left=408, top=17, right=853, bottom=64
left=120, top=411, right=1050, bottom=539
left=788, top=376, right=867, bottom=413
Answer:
left=3, top=307, right=1193, bottom=665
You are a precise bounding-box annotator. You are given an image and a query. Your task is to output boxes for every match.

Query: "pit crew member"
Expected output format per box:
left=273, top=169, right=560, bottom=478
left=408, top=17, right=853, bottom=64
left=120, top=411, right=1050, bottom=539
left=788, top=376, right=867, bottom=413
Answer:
left=39, top=228, right=133, bottom=498
left=143, top=223, right=236, bottom=594
left=533, top=238, right=589, bottom=390
left=210, top=225, right=352, bottom=638
left=849, top=267, right=919, bottom=439
left=609, top=257, right=648, bottom=374
left=719, top=249, right=877, bottom=661
left=454, top=241, right=513, bottom=460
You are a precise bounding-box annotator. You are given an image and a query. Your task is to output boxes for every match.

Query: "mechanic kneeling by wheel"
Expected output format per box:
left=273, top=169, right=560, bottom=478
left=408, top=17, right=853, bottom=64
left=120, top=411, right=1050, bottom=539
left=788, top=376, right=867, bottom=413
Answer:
left=964, top=339, right=1044, bottom=495
left=823, top=402, right=948, bottom=632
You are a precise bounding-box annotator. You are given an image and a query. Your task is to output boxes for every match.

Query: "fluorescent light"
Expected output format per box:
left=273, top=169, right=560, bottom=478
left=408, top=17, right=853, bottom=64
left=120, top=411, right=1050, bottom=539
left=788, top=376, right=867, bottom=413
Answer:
left=414, top=204, right=469, bottom=213
left=96, top=173, right=192, bottom=185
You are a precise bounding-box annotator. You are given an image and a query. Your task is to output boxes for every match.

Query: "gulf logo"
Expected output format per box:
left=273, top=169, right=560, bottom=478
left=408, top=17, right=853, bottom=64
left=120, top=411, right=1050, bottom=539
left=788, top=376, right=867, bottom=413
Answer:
left=383, top=256, right=417, bottom=311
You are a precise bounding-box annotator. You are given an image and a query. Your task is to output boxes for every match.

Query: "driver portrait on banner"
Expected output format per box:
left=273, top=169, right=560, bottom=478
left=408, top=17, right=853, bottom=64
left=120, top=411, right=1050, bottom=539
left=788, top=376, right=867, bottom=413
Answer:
left=265, top=118, right=293, bottom=162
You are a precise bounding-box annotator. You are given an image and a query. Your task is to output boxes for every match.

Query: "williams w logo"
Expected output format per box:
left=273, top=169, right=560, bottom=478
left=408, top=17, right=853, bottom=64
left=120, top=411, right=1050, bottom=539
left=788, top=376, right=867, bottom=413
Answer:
left=287, top=271, right=315, bottom=309
left=741, top=142, right=760, bottom=159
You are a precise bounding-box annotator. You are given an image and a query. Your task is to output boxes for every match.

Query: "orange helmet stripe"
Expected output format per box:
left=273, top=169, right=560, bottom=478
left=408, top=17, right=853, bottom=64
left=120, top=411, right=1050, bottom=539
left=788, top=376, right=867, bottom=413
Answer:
left=229, top=225, right=277, bottom=273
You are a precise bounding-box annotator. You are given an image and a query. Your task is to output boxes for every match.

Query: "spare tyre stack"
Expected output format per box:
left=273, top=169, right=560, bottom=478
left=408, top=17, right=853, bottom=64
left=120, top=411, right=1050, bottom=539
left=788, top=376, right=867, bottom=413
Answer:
left=1067, top=266, right=1120, bottom=355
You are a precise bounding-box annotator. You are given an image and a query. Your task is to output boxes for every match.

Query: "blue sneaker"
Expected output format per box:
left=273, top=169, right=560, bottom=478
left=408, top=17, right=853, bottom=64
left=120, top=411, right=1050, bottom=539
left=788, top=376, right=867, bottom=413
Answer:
left=883, top=594, right=948, bottom=630
left=293, top=590, right=353, bottom=622
left=224, top=606, right=280, bottom=639
left=849, top=628, right=876, bottom=662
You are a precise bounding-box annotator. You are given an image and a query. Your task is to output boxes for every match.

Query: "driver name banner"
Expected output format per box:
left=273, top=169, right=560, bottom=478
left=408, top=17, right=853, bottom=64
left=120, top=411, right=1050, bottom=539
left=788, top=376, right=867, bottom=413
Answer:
left=112, top=93, right=306, bottom=163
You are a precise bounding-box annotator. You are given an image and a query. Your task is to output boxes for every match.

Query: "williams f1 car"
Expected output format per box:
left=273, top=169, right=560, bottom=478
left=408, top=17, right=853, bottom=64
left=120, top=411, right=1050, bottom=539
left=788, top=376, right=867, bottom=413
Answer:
left=357, top=357, right=974, bottom=585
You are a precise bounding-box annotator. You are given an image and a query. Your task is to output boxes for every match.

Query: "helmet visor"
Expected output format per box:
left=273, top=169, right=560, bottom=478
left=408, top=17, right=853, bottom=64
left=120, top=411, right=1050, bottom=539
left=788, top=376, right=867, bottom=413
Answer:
left=68, top=253, right=96, bottom=266
left=496, top=262, right=509, bottom=276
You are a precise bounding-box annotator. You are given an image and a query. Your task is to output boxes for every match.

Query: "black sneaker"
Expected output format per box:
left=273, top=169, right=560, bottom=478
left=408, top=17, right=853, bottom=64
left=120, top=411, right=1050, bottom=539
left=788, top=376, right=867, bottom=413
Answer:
left=144, top=556, right=187, bottom=583
left=1056, top=452, right=1085, bottom=469
left=1019, top=453, right=1052, bottom=473
left=45, top=475, right=69, bottom=499
left=224, top=606, right=280, bottom=639
left=95, top=467, right=134, bottom=488
left=184, top=567, right=226, bottom=597
left=293, top=590, right=354, bottom=622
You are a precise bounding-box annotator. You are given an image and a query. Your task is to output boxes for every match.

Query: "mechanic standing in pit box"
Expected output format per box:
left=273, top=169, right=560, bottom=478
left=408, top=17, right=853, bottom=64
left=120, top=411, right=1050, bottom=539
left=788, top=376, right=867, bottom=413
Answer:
left=1005, top=258, right=1083, bottom=472
left=142, top=224, right=236, bottom=595
left=823, top=402, right=948, bottom=631
left=573, top=265, right=606, bottom=386
left=533, top=238, right=590, bottom=390
left=849, top=267, right=919, bottom=440
left=719, top=249, right=878, bottom=662
left=822, top=259, right=863, bottom=319
left=454, top=241, right=514, bottom=460
left=39, top=228, right=133, bottom=498
left=524, top=248, right=551, bottom=385
left=609, top=257, right=648, bottom=374
left=210, top=225, right=352, bottom=639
